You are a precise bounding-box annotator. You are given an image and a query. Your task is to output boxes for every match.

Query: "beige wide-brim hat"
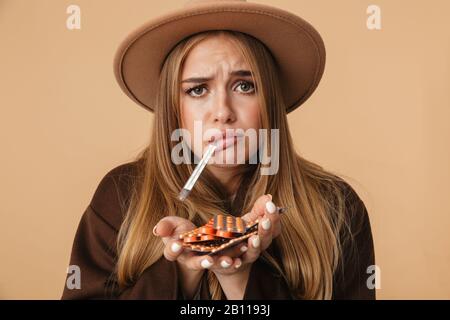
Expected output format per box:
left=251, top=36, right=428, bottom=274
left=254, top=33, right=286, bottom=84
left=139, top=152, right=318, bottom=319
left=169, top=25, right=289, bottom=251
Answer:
left=113, top=0, right=326, bottom=114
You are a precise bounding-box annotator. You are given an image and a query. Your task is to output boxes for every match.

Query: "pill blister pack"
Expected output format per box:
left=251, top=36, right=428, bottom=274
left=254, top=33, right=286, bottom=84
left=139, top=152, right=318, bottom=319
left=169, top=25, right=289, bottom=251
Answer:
left=178, top=215, right=259, bottom=255
left=178, top=207, right=286, bottom=255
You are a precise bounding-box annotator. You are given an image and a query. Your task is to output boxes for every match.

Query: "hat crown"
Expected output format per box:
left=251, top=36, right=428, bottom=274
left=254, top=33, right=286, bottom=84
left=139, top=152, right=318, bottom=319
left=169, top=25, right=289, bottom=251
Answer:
left=184, top=0, right=246, bottom=7
left=115, top=0, right=326, bottom=113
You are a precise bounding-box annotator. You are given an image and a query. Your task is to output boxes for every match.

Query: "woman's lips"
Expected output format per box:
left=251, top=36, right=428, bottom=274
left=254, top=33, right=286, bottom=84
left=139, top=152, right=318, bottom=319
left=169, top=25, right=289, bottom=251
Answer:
left=210, top=135, right=244, bottom=152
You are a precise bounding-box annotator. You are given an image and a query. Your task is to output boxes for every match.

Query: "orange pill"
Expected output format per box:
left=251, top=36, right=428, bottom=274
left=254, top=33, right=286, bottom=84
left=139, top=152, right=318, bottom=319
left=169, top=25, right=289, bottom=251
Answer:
left=199, top=226, right=216, bottom=235
left=200, top=235, right=216, bottom=241
left=216, top=230, right=235, bottom=239
left=184, top=236, right=201, bottom=243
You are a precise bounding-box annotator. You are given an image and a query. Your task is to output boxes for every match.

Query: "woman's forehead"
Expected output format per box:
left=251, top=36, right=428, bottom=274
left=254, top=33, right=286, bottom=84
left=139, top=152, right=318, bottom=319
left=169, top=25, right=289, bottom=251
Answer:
left=181, top=35, right=251, bottom=77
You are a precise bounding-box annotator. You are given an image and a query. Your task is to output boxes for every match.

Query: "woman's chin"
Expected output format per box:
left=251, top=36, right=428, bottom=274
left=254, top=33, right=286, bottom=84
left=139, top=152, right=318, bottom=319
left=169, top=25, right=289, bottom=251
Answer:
left=209, top=154, right=243, bottom=168
left=209, top=162, right=242, bottom=169
left=210, top=150, right=248, bottom=167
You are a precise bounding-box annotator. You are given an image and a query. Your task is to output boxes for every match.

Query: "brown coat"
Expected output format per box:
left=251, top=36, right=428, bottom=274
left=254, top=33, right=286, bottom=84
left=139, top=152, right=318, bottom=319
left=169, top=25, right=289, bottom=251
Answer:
left=61, top=161, right=376, bottom=300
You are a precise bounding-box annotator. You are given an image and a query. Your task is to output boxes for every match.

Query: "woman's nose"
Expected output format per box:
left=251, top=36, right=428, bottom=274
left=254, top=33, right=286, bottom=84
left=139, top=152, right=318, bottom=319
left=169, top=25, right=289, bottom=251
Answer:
left=212, top=91, right=236, bottom=124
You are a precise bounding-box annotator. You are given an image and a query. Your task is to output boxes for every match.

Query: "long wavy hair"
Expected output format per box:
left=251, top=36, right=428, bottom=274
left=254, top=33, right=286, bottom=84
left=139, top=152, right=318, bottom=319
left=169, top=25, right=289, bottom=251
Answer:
left=114, top=30, right=351, bottom=299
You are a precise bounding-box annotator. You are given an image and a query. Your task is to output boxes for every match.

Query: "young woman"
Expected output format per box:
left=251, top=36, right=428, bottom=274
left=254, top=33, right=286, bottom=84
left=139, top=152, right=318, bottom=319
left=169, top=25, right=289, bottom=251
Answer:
left=62, top=0, right=375, bottom=300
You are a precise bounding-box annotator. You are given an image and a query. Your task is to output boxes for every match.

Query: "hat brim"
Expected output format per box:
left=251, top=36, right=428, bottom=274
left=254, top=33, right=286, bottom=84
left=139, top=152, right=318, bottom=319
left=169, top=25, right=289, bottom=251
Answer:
left=113, top=1, right=326, bottom=113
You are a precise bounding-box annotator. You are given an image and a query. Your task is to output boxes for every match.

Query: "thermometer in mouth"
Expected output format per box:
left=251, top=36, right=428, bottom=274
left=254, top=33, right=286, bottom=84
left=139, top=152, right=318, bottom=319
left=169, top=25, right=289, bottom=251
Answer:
left=178, top=143, right=217, bottom=201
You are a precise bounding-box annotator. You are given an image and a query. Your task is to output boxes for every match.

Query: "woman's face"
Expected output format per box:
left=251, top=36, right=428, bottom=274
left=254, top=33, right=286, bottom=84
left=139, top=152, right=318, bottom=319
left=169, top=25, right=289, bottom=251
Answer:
left=179, top=34, right=261, bottom=167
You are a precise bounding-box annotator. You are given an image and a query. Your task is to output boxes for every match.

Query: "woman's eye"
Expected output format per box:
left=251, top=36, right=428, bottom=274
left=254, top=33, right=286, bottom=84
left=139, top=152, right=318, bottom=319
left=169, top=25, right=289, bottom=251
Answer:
left=186, top=86, right=207, bottom=97
left=235, top=81, right=255, bottom=94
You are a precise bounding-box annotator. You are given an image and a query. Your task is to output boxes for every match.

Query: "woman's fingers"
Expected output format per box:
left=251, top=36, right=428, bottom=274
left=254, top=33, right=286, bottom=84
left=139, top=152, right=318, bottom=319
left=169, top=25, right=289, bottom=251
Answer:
left=163, top=239, right=184, bottom=261
left=212, top=242, right=248, bottom=259
left=184, top=254, right=215, bottom=271
left=215, top=256, right=244, bottom=273
left=259, top=202, right=281, bottom=249
left=217, top=256, right=234, bottom=270
left=258, top=215, right=273, bottom=251
left=200, top=243, right=247, bottom=275
left=157, top=197, right=283, bottom=275
left=241, top=194, right=272, bottom=223
left=241, top=234, right=262, bottom=264
left=154, top=216, right=196, bottom=245
left=233, top=257, right=243, bottom=269
left=165, top=243, right=217, bottom=271
left=210, top=256, right=245, bottom=276
left=242, top=194, right=281, bottom=251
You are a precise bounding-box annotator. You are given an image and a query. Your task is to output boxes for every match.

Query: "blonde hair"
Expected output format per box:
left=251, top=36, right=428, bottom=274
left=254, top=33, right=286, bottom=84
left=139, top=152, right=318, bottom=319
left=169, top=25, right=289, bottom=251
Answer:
left=114, top=30, right=350, bottom=299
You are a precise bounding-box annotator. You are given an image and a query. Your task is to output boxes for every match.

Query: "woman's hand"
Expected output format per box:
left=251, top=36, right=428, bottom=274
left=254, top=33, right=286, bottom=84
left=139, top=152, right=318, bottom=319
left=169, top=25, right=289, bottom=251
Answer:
left=211, top=194, right=282, bottom=299
left=154, top=194, right=281, bottom=299
left=154, top=216, right=214, bottom=270
left=153, top=215, right=247, bottom=297
left=211, top=194, right=281, bottom=275
left=154, top=216, right=210, bottom=298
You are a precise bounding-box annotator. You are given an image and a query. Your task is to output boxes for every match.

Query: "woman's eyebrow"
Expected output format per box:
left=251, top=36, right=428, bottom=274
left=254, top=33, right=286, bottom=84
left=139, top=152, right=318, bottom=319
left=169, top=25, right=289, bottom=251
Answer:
left=181, top=69, right=253, bottom=83
left=231, top=69, right=253, bottom=77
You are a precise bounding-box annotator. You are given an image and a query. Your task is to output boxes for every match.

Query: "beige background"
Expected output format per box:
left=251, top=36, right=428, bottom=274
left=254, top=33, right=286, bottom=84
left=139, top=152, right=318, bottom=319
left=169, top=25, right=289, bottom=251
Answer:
left=1, top=0, right=449, bottom=299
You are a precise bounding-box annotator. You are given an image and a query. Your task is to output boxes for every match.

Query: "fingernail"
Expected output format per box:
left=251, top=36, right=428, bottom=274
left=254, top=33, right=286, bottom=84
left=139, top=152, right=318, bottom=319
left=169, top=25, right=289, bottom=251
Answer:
left=220, top=260, right=231, bottom=269
left=171, top=242, right=181, bottom=253
left=252, top=236, right=260, bottom=248
left=201, top=259, right=213, bottom=269
left=240, top=245, right=248, bottom=252
left=262, top=218, right=271, bottom=230
left=152, top=225, right=158, bottom=236
left=235, top=260, right=242, bottom=269
left=266, top=201, right=276, bottom=214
